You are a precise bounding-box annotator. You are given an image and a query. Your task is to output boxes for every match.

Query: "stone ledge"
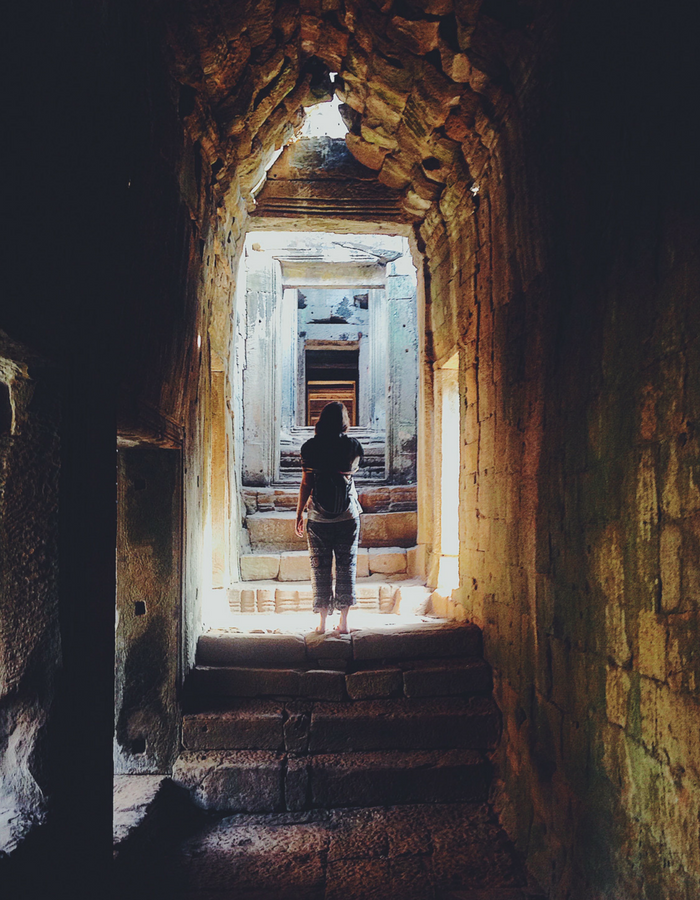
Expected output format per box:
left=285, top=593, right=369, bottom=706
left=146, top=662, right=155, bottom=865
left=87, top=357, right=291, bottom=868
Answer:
left=308, top=697, right=501, bottom=752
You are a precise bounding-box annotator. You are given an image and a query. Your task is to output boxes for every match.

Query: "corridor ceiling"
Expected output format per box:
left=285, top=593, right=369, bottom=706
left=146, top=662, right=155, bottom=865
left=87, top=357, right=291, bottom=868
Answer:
left=166, top=0, right=528, bottom=219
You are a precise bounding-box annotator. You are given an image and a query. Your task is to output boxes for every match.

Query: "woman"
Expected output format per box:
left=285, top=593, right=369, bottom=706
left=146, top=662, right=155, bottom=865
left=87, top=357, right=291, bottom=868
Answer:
left=295, top=401, right=363, bottom=634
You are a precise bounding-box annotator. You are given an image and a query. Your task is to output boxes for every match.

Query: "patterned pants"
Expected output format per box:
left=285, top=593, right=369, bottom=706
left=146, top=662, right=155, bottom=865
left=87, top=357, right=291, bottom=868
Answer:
left=307, top=517, right=360, bottom=612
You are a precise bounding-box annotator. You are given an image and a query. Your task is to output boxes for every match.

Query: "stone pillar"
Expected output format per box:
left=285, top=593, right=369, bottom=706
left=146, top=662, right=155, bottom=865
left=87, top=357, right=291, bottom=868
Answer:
left=280, top=288, right=298, bottom=433
left=386, top=259, right=419, bottom=483
left=210, top=357, right=227, bottom=589
left=242, top=251, right=282, bottom=485
left=367, top=287, right=387, bottom=432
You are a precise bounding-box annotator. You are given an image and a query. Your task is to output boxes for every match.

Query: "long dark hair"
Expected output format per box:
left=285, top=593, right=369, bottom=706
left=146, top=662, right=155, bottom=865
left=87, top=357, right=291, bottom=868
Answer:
left=315, top=401, right=350, bottom=437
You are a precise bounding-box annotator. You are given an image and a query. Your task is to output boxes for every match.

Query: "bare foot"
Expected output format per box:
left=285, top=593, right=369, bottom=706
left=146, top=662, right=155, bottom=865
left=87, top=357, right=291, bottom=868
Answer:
left=315, top=624, right=326, bottom=634
left=332, top=624, right=349, bottom=635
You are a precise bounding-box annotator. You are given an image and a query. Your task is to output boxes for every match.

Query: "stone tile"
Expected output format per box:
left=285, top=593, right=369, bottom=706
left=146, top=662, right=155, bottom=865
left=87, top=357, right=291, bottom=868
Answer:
left=308, top=698, right=500, bottom=752
left=390, top=855, right=435, bottom=900
left=182, top=702, right=285, bottom=750
left=402, top=659, right=493, bottom=698
left=240, top=553, right=280, bottom=581
left=308, top=749, right=488, bottom=808
left=177, top=814, right=328, bottom=892
left=368, top=547, right=407, bottom=574
left=346, top=667, right=403, bottom=699
left=301, top=669, right=346, bottom=701
left=279, top=551, right=311, bottom=581
left=327, top=807, right=390, bottom=860
left=285, top=757, right=310, bottom=811
left=172, top=751, right=284, bottom=812
left=324, top=858, right=392, bottom=900
left=283, top=701, right=312, bottom=753
left=191, top=666, right=301, bottom=699
left=197, top=632, right=307, bottom=666
left=352, top=622, right=482, bottom=662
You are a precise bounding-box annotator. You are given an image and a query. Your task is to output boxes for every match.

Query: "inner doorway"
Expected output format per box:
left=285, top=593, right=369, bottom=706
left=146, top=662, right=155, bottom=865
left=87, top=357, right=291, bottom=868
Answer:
left=305, top=346, right=359, bottom=426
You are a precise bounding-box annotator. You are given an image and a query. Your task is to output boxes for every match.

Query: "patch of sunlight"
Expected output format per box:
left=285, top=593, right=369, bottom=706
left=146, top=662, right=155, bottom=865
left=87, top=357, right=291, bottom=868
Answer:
left=437, top=555, right=459, bottom=593
left=301, top=94, right=347, bottom=139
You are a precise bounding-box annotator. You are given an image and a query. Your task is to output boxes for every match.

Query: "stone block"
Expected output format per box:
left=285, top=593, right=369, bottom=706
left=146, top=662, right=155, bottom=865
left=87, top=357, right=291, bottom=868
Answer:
left=360, top=512, right=417, bottom=547
left=240, top=553, right=280, bottom=581
left=247, top=512, right=306, bottom=551
left=392, top=584, right=430, bottom=616
left=242, top=490, right=258, bottom=515
left=346, top=668, right=403, bottom=700
left=407, top=544, right=427, bottom=578
left=172, top=750, right=284, bottom=812
left=283, top=701, right=312, bottom=753
left=305, top=632, right=353, bottom=661
left=285, top=757, right=311, bottom=811
left=308, top=749, right=488, bottom=809
left=274, top=489, right=298, bottom=509
left=240, top=589, right=256, bottom=613
left=227, top=587, right=242, bottom=614
left=352, top=622, right=481, bottom=661
left=256, top=588, right=276, bottom=614
left=191, top=666, right=302, bottom=699
left=197, top=632, right=307, bottom=666
left=276, top=588, right=299, bottom=613
left=401, top=659, right=492, bottom=698
left=255, top=490, right=276, bottom=512
left=308, top=697, right=501, bottom=752
left=358, top=488, right=391, bottom=512
left=182, top=703, right=285, bottom=750
left=301, top=669, right=347, bottom=701
left=316, top=658, right=349, bottom=671
left=279, top=551, right=311, bottom=581
left=379, top=584, right=396, bottom=613
left=176, top=813, right=328, bottom=893
left=357, top=548, right=370, bottom=577
left=368, top=547, right=407, bottom=575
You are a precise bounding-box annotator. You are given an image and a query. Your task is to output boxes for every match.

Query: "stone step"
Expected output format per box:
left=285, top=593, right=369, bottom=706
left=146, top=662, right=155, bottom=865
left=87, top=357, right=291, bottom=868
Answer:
left=171, top=803, right=542, bottom=900
left=243, top=484, right=417, bottom=515
left=239, top=547, right=412, bottom=582
left=171, top=748, right=489, bottom=813
left=227, top=578, right=431, bottom=614
left=246, top=510, right=417, bottom=552
left=308, top=697, right=501, bottom=752
left=197, top=622, right=481, bottom=668
left=182, top=696, right=499, bottom=754
left=186, top=657, right=492, bottom=707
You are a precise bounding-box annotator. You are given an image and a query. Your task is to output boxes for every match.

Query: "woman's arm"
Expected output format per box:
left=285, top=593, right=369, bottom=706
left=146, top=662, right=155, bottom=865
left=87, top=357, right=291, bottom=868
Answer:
left=295, top=471, right=314, bottom=537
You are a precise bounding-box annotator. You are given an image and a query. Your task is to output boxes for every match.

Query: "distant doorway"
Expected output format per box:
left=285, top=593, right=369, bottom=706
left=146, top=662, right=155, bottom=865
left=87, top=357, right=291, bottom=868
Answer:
left=305, top=346, right=359, bottom=425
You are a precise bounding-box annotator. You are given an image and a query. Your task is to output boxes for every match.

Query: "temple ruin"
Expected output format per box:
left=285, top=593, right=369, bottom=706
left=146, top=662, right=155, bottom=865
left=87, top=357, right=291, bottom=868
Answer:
left=2, top=1, right=699, bottom=898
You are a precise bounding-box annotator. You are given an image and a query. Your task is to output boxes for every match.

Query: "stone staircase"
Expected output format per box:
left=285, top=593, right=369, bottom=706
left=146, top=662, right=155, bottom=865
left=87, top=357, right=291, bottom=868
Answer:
left=239, top=485, right=419, bottom=586
left=175, top=621, right=501, bottom=813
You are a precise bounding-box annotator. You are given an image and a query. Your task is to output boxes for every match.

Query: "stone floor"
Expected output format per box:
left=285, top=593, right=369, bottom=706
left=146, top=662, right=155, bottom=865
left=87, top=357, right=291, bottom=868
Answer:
left=115, top=791, right=545, bottom=900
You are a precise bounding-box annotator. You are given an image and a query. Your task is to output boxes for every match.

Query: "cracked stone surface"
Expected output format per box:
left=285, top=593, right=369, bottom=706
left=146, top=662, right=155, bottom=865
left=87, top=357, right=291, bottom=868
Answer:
left=160, top=802, right=545, bottom=900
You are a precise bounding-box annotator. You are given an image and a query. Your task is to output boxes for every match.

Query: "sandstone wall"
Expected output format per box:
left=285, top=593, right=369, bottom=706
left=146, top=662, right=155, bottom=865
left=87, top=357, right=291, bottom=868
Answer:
left=421, top=4, right=700, bottom=898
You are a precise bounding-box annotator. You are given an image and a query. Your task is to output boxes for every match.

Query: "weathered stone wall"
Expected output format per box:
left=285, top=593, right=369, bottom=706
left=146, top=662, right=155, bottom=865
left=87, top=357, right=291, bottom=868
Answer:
left=420, top=4, right=700, bottom=898
left=0, top=336, right=60, bottom=853
left=114, top=450, right=181, bottom=775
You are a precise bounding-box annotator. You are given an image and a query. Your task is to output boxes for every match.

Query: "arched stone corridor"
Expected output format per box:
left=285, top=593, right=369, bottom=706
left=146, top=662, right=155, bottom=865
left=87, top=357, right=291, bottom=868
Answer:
left=2, top=1, right=700, bottom=898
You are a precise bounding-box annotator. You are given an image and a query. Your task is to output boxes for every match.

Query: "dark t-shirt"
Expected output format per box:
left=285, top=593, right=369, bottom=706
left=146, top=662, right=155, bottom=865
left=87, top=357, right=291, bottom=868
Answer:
left=301, top=434, right=364, bottom=521
left=300, top=434, right=364, bottom=474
